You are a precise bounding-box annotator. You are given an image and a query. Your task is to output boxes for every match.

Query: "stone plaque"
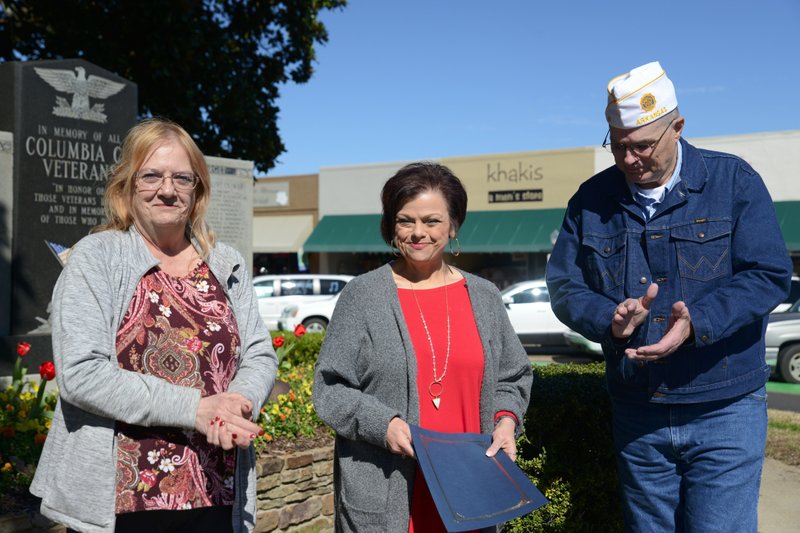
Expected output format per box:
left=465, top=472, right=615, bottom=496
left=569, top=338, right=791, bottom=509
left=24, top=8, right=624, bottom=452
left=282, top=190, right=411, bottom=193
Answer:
left=205, top=156, right=254, bottom=264
left=0, top=131, right=13, bottom=337
left=0, top=59, right=137, bottom=337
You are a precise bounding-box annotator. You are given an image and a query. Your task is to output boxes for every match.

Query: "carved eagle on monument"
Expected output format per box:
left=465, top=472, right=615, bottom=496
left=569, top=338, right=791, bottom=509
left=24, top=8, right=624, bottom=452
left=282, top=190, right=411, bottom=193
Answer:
left=34, top=66, right=126, bottom=124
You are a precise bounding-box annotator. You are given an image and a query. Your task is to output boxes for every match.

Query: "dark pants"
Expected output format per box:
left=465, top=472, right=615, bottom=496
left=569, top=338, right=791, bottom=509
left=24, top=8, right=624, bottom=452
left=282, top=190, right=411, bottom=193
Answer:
left=67, top=505, right=233, bottom=533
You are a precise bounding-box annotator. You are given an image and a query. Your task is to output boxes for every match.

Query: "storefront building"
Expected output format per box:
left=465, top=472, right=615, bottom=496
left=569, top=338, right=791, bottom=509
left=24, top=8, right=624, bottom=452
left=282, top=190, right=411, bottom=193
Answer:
left=252, top=173, right=319, bottom=275
left=259, top=130, right=800, bottom=284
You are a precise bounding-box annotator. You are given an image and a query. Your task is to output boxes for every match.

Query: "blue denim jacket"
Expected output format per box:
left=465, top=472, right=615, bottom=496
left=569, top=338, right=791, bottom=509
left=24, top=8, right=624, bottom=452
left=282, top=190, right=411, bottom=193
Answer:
left=546, top=139, right=792, bottom=403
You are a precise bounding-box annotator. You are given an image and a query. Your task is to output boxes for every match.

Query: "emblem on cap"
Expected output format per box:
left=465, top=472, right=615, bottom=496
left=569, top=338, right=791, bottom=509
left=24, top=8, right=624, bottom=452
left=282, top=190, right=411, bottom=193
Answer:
left=640, top=93, right=656, bottom=112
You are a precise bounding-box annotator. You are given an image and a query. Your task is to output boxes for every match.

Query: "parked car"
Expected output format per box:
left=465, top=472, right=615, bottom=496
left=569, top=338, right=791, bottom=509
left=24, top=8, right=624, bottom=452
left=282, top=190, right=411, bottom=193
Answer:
left=766, top=297, right=800, bottom=384
left=772, top=276, right=800, bottom=313
left=500, top=280, right=569, bottom=348
left=278, top=294, right=340, bottom=334
left=563, top=328, right=604, bottom=360
left=252, top=274, right=353, bottom=330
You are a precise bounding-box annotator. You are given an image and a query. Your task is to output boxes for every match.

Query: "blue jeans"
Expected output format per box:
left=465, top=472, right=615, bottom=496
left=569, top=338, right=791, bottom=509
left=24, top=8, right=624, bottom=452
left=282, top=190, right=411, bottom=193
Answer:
left=611, top=386, right=767, bottom=533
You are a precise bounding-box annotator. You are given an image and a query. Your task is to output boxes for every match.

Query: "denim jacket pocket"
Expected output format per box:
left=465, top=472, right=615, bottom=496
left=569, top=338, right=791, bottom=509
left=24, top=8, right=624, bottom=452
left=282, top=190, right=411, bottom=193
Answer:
left=582, top=232, right=626, bottom=296
left=673, top=220, right=732, bottom=283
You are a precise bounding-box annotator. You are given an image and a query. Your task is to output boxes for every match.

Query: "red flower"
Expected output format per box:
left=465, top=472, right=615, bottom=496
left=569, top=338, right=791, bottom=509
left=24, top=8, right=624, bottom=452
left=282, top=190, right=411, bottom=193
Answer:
left=139, top=469, right=158, bottom=487
left=186, top=337, right=203, bottom=353
left=39, top=361, right=56, bottom=381
left=273, top=335, right=285, bottom=348
left=294, top=324, right=306, bottom=338
left=17, top=342, right=31, bottom=357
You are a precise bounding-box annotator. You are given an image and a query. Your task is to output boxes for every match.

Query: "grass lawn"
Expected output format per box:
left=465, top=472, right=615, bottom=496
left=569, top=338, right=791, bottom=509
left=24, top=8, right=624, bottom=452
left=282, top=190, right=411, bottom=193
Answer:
left=766, top=409, right=800, bottom=466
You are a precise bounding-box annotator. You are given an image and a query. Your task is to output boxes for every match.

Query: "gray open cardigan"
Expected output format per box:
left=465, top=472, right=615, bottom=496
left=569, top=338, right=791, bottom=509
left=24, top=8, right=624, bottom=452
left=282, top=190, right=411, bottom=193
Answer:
left=313, top=264, right=533, bottom=532
left=30, top=227, right=277, bottom=532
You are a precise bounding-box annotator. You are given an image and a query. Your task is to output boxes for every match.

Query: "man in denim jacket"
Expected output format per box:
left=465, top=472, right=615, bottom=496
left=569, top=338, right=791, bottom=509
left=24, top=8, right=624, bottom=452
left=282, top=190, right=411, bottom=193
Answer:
left=546, top=61, right=792, bottom=532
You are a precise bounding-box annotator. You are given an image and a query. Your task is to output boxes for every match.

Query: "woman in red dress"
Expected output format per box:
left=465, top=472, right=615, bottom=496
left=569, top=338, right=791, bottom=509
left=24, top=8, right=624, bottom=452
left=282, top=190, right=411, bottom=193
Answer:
left=314, top=162, right=532, bottom=532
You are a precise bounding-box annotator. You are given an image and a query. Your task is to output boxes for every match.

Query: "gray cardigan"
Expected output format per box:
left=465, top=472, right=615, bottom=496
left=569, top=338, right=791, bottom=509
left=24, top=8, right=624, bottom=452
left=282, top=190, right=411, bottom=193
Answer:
left=313, top=264, right=532, bottom=532
left=30, top=227, right=277, bottom=533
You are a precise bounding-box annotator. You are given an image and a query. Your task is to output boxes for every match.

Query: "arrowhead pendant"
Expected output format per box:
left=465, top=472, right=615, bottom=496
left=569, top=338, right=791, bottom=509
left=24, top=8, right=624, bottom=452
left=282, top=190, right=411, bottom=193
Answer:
left=432, top=397, right=441, bottom=409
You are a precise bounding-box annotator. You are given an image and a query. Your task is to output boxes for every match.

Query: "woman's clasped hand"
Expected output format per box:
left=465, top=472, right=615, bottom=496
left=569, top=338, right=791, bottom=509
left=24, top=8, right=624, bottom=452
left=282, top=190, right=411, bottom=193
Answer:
left=195, top=392, right=265, bottom=450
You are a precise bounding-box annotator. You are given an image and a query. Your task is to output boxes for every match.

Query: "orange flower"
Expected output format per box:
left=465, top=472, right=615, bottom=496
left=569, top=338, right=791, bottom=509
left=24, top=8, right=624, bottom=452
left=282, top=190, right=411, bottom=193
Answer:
left=279, top=414, right=287, bottom=420
left=289, top=390, right=297, bottom=401
left=273, top=336, right=285, bottom=348
left=293, top=324, right=306, bottom=337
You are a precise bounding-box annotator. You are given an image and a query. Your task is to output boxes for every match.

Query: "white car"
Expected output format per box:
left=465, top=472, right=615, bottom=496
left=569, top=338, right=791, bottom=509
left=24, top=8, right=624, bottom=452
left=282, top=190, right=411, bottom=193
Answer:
left=252, top=274, right=353, bottom=330
left=278, top=294, right=340, bottom=334
left=501, top=280, right=569, bottom=348
left=766, top=298, right=800, bottom=384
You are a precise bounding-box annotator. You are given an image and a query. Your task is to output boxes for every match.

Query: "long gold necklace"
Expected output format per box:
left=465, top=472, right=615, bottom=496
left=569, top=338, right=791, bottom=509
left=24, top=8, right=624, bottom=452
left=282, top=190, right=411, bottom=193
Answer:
left=409, top=267, right=450, bottom=410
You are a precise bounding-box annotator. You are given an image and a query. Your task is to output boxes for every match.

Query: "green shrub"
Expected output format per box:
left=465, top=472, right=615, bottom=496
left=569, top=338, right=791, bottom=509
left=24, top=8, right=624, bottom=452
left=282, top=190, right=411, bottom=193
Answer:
left=284, top=332, right=324, bottom=367
left=255, top=332, right=326, bottom=448
left=504, top=449, right=571, bottom=532
left=511, top=362, right=622, bottom=533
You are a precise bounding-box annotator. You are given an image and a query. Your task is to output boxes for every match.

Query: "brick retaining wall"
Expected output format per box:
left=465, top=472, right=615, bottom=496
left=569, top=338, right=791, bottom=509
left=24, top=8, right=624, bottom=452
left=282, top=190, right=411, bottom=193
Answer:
left=255, top=444, right=335, bottom=532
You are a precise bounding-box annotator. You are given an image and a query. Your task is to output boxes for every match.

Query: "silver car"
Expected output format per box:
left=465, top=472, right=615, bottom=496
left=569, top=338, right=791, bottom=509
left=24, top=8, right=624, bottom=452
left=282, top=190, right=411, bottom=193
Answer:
left=765, top=298, right=800, bottom=384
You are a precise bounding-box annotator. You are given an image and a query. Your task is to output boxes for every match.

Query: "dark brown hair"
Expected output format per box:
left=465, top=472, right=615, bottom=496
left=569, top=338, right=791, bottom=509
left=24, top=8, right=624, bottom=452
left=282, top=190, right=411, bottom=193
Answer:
left=380, top=161, right=467, bottom=246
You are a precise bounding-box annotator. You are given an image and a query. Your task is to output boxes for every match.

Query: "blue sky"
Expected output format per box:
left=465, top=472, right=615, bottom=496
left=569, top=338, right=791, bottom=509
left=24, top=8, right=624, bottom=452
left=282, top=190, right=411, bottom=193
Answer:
left=267, top=0, right=800, bottom=177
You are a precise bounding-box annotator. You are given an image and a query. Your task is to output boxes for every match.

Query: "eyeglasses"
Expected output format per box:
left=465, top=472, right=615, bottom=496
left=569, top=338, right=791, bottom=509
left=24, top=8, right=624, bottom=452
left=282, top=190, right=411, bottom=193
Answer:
left=135, top=170, right=198, bottom=191
left=602, top=118, right=676, bottom=157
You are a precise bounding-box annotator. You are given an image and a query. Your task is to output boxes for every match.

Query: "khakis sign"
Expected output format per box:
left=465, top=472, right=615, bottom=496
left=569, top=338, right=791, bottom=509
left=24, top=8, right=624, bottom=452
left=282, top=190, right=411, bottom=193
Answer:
left=441, top=148, right=595, bottom=211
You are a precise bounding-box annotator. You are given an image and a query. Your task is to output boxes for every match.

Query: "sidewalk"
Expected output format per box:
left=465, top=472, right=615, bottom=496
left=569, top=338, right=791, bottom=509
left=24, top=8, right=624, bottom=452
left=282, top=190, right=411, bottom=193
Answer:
left=759, top=457, right=800, bottom=533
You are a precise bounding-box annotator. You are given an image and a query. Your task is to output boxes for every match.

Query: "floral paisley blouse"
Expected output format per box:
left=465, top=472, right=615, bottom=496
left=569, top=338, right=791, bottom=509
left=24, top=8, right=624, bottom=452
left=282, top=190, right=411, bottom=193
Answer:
left=114, top=262, right=240, bottom=513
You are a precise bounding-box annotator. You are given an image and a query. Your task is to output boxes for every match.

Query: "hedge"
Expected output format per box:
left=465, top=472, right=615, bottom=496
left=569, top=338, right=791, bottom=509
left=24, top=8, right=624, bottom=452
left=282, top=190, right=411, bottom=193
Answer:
left=509, top=362, right=623, bottom=532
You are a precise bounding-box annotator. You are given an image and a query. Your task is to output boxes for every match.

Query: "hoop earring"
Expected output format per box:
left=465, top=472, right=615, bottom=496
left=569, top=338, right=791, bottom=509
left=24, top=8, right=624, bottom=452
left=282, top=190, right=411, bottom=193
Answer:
left=449, top=237, right=461, bottom=257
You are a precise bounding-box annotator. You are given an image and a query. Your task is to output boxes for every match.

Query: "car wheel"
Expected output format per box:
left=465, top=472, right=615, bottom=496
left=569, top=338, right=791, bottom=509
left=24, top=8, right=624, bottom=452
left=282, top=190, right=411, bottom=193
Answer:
left=777, top=344, right=800, bottom=385
left=303, top=317, right=328, bottom=334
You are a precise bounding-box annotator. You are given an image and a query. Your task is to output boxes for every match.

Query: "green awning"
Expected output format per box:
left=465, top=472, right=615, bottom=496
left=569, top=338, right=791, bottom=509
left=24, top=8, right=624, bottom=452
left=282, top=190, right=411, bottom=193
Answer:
left=775, top=201, right=800, bottom=251
left=458, top=209, right=565, bottom=253
left=303, top=209, right=566, bottom=253
left=303, top=214, right=385, bottom=252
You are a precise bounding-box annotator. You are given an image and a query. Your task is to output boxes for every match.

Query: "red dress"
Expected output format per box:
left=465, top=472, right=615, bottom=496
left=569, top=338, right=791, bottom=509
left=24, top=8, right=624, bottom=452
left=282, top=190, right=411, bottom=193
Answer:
left=398, top=279, right=483, bottom=533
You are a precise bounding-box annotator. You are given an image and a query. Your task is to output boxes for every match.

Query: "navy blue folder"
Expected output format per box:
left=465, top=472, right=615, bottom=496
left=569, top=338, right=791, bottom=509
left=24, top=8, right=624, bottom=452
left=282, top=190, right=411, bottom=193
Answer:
left=410, top=425, right=548, bottom=532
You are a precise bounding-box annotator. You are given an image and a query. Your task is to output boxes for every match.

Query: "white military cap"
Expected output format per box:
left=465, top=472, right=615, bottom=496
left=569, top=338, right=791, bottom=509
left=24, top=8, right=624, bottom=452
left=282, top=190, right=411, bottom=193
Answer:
left=605, top=61, right=677, bottom=129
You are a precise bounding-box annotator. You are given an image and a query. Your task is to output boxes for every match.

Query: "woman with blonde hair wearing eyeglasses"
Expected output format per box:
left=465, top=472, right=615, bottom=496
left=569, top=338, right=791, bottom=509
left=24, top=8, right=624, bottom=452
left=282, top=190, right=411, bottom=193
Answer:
left=31, top=118, right=277, bottom=533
